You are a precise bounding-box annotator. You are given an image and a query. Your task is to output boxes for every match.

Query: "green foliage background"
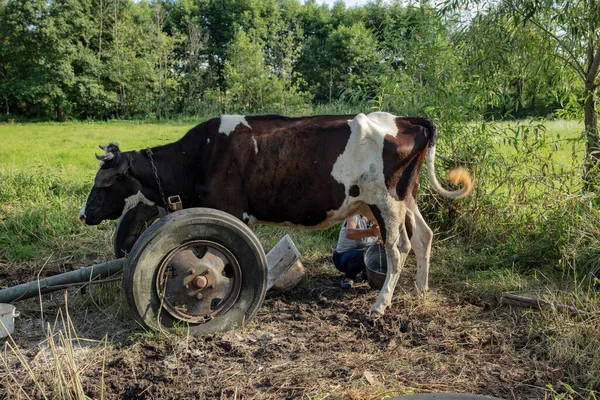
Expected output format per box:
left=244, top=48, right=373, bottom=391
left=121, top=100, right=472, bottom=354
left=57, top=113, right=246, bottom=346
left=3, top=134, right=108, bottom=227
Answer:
left=0, top=0, right=580, bottom=121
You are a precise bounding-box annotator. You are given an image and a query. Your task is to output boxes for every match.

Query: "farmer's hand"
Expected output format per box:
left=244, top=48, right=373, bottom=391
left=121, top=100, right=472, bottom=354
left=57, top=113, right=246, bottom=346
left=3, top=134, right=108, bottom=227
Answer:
left=371, top=225, right=381, bottom=237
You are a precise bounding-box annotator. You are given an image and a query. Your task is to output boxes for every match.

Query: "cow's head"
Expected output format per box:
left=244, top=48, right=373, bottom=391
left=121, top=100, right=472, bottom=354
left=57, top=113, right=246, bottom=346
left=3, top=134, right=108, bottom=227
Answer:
left=80, top=143, right=144, bottom=225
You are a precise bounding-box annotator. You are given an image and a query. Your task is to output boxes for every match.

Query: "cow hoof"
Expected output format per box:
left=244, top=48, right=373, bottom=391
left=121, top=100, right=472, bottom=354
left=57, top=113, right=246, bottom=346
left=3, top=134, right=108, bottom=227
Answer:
left=411, top=285, right=428, bottom=297
left=369, top=307, right=385, bottom=319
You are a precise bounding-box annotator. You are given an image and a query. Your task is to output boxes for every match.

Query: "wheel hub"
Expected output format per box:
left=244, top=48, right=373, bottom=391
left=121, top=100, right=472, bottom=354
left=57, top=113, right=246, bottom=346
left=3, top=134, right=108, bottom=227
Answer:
left=156, top=240, right=242, bottom=323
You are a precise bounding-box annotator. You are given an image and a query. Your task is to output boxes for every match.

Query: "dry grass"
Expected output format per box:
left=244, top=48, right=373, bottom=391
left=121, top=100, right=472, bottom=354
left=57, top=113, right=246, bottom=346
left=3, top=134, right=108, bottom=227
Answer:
left=1, top=293, right=110, bottom=399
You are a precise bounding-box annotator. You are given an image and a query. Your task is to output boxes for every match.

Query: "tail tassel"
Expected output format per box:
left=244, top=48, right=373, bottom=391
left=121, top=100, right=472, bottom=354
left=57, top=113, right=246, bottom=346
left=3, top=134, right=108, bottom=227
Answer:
left=446, top=167, right=473, bottom=195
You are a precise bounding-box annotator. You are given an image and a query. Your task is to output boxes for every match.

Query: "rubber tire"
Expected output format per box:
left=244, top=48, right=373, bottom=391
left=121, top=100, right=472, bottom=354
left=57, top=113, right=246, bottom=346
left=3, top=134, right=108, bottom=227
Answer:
left=123, top=208, right=268, bottom=335
left=113, top=204, right=160, bottom=258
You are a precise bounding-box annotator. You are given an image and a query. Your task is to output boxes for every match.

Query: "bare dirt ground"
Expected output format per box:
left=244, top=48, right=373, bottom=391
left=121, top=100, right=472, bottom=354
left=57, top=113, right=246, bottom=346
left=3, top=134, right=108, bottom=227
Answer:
left=0, top=258, right=559, bottom=399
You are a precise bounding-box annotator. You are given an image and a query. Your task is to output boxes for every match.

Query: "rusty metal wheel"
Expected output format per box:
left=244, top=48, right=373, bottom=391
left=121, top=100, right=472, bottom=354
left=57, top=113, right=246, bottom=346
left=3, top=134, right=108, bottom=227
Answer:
left=113, top=204, right=161, bottom=258
left=155, top=241, right=242, bottom=323
left=123, top=208, right=267, bottom=335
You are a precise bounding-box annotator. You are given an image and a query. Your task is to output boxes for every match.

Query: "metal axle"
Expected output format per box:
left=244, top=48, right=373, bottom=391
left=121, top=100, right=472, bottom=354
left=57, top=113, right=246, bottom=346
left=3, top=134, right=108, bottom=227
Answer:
left=0, top=258, right=126, bottom=303
left=0, top=234, right=303, bottom=305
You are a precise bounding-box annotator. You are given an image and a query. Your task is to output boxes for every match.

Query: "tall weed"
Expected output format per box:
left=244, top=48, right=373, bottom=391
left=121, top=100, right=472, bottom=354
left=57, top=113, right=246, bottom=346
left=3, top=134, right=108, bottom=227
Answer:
left=0, top=296, right=109, bottom=399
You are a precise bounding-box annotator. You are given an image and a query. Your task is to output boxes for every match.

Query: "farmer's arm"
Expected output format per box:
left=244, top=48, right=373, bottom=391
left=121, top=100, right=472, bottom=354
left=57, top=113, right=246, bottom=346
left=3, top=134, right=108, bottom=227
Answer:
left=344, top=217, right=380, bottom=240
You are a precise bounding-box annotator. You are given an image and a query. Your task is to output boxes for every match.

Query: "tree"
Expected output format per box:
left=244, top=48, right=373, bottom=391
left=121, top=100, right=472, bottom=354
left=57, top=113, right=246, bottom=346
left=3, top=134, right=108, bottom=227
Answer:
left=0, top=0, right=125, bottom=120
left=164, top=0, right=209, bottom=115
left=298, top=21, right=383, bottom=103
left=222, top=29, right=310, bottom=112
left=362, top=2, right=468, bottom=117
left=324, top=22, right=383, bottom=101
left=149, top=2, right=179, bottom=119
left=0, top=0, right=76, bottom=120
left=506, top=0, right=600, bottom=184
left=443, top=0, right=600, bottom=185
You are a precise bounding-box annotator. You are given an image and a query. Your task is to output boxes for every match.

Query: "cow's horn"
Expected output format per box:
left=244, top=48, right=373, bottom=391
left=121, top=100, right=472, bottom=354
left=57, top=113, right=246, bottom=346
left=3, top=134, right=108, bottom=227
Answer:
left=95, top=152, right=115, bottom=161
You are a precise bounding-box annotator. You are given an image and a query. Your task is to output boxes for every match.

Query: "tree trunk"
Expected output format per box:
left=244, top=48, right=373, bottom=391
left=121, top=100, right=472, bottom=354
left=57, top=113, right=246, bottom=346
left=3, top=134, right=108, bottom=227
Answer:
left=584, top=87, right=599, bottom=187
left=55, top=103, right=65, bottom=122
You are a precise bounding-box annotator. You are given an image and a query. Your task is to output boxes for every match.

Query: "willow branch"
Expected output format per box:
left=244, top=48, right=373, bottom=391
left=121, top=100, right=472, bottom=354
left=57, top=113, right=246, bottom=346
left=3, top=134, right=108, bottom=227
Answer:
left=555, top=52, right=589, bottom=83
left=524, top=16, right=588, bottom=81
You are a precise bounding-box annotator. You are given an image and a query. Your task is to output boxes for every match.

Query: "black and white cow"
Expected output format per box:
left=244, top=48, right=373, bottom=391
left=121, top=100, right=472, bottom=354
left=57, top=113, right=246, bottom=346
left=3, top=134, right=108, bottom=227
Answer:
left=80, top=113, right=472, bottom=316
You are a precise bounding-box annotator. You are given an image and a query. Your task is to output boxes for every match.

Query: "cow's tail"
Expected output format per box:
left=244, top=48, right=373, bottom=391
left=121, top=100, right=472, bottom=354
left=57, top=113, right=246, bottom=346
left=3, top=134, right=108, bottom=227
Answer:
left=425, top=124, right=473, bottom=199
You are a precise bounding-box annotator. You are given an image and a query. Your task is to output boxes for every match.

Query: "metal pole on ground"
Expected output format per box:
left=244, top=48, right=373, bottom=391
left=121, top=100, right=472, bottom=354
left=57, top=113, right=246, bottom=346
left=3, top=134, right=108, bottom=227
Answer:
left=0, top=258, right=126, bottom=303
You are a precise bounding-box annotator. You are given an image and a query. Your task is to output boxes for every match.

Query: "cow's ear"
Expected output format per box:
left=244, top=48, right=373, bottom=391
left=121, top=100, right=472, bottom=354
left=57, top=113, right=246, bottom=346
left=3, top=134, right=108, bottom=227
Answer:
left=94, top=155, right=130, bottom=188
left=94, top=168, right=120, bottom=188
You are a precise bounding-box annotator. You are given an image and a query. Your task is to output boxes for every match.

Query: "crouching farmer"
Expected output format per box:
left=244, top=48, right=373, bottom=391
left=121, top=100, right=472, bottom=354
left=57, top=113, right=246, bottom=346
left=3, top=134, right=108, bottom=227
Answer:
left=332, top=214, right=381, bottom=289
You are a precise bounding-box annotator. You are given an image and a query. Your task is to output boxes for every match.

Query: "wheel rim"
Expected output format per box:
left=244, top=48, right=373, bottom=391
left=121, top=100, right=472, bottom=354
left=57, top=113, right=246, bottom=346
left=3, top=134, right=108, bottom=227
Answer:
left=156, top=240, right=242, bottom=323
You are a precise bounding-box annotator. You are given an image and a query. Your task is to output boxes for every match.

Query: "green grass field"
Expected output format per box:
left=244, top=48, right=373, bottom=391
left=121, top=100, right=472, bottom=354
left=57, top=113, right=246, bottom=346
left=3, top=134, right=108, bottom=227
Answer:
left=0, top=118, right=599, bottom=398
left=0, top=121, right=195, bottom=262
left=0, top=121, right=194, bottom=179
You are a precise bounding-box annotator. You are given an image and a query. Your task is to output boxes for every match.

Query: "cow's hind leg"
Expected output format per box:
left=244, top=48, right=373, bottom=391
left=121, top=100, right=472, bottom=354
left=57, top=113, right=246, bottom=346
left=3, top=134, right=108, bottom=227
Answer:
left=408, top=202, right=433, bottom=295
left=369, top=200, right=411, bottom=317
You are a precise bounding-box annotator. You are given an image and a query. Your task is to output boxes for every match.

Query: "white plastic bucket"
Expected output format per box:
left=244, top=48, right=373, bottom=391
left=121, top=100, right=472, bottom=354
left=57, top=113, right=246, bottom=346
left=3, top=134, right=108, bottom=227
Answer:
left=0, top=303, right=19, bottom=339
left=266, top=234, right=303, bottom=291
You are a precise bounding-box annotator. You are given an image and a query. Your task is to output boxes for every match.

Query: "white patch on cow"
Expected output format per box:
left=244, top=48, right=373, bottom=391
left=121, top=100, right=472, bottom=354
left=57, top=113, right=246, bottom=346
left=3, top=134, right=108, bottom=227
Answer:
left=365, top=111, right=400, bottom=137
left=219, top=115, right=251, bottom=136
left=122, top=191, right=155, bottom=215
left=252, top=136, right=258, bottom=154
left=330, top=113, right=391, bottom=203
left=207, top=138, right=211, bottom=144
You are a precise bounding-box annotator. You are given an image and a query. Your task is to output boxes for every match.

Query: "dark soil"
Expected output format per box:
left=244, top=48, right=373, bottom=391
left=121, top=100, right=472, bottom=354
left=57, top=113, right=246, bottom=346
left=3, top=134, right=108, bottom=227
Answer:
left=1, top=261, right=558, bottom=399
left=0, top=259, right=78, bottom=285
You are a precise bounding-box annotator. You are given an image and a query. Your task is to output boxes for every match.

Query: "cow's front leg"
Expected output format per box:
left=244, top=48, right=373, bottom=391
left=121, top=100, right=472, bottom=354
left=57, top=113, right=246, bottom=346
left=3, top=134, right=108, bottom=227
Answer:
left=371, top=207, right=411, bottom=317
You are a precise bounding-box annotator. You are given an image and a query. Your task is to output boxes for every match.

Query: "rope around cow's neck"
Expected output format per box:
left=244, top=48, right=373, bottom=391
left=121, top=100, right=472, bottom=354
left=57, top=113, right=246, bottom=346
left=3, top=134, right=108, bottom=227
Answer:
left=145, top=148, right=170, bottom=213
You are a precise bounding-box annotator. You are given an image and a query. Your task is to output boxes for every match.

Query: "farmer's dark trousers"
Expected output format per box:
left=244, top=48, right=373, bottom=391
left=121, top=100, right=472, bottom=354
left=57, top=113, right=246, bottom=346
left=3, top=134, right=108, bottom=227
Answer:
left=332, top=249, right=366, bottom=280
